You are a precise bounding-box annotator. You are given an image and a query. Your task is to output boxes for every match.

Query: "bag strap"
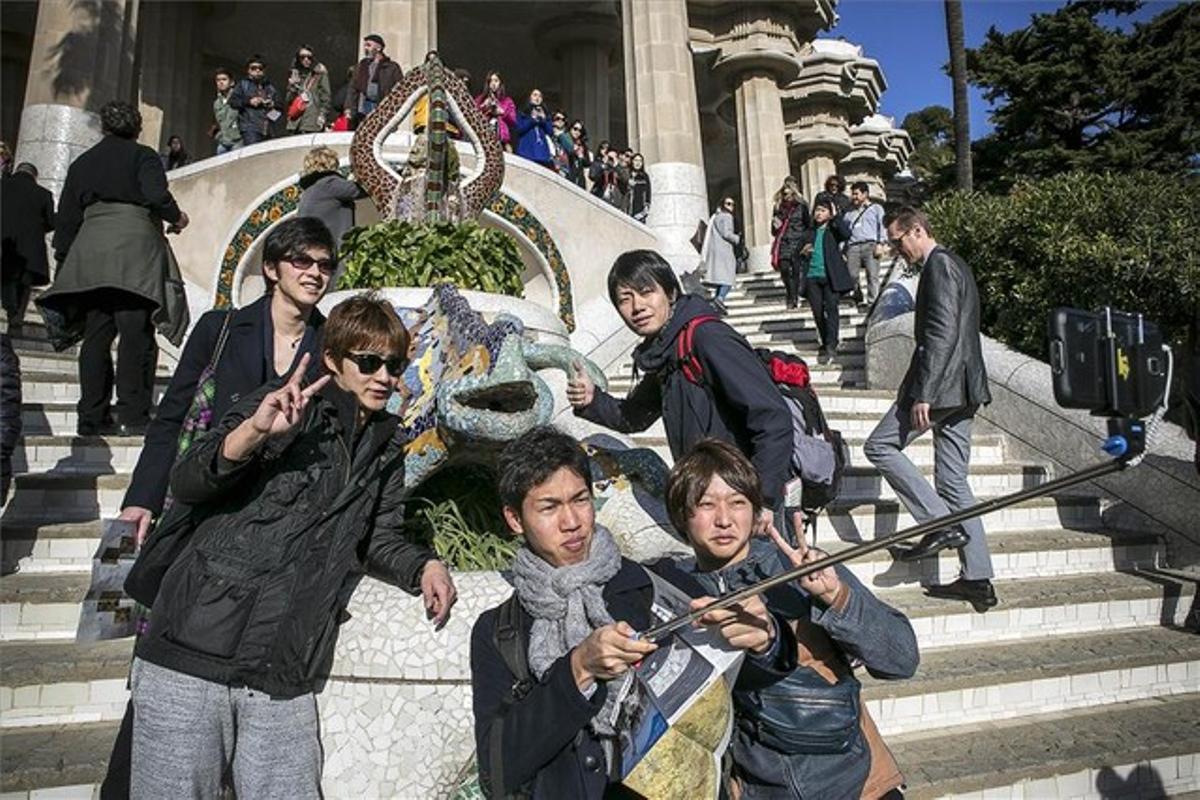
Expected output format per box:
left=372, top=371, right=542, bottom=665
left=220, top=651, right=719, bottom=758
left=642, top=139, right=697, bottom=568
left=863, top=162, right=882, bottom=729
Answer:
left=487, top=593, right=533, bottom=799
left=207, top=310, right=235, bottom=374
left=675, top=315, right=720, bottom=386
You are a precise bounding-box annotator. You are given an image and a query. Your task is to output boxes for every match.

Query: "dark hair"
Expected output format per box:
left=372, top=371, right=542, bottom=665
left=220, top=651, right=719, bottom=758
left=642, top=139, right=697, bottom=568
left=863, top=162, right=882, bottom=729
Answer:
left=14, top=162, right=37, bottom=179
left=570, top=119, right=588, bottom=141
left=214, top=67, right=235, bottom=81
left=99, top=101, right=142, bottom=139
left=246, top=54, right=266, bottom=68
left=883, top=206, right=932, bottom=238
left=606, top=249, right=682, bottom=307
left=453, top=67, right=471, bottom=86
left=598, top=140, right=610, bottom=153
left=813, top=199, right=834, bottom=214
left=262, top=217, right=338, bottom=290
left=824, top=175, right=844, bottom=191
left=665, top=439, right=764, bottom=535
left=293, top=45, right=316, bottom=71
left=850, top=180, right=870, bottom=195
left=483, top=70, right=507, bottom=99
left=497, top=426, right=593, bottom=511
left=324, top=291, right=409, bottom=363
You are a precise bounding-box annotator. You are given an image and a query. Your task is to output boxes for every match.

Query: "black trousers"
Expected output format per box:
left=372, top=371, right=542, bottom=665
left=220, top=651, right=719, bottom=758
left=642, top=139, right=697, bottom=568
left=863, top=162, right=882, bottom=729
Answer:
left=779, top=256, right=803, bottom=307
left=77, top=289, right=157, bottom=428
left=804, top=277, right=839, bottom=352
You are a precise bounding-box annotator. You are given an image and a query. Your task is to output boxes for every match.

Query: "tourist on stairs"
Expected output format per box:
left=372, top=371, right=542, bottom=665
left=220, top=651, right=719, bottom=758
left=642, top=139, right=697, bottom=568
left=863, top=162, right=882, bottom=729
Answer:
left=798, top=199, right=855, bottom=365
left=101, top=217, right=339, bottom=798
left=513, top=88, right=556, bottom=169
left=864, top=206, right=997, bottom=612
left=566, top=250, right=793, bottom=533
left=771, top=177, right=811, bottom=310
left=701, top=196, right=741, bottom=312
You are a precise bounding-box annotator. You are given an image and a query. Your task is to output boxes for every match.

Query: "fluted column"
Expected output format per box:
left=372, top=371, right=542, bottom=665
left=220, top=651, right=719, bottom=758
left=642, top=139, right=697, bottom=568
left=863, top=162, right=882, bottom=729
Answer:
left=621, top=0, right=707, bottom=271
left=539, top=14, right=619, bottom=144
left=16, top=0, right=141, bottom=196
left=359, top=0, right=436, bottom=73
left=136, top=1, right=197, bottom=153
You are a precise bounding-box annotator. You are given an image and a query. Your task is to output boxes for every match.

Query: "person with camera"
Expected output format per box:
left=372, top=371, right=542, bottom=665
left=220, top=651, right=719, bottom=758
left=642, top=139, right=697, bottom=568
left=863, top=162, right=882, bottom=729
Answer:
left=474, top=71, right=517, bottom=152
left=664, top=439, right=916, bottom=800
left=129, top=293, right=456, bottom=798
left=513, top=88, right=555, bottom=169
left=863, top=206, right=997, bottom=611
left=229, top=55, right=281, bottom=145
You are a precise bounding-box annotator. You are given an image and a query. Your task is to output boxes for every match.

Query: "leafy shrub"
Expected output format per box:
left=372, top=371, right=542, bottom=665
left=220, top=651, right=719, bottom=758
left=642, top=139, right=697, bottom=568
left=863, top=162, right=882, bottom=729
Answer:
left=338, top=220, right=525, bottom=296
left=405, top=464, right=519, bottom=571
left=928, top=171, right=1200, bottom=359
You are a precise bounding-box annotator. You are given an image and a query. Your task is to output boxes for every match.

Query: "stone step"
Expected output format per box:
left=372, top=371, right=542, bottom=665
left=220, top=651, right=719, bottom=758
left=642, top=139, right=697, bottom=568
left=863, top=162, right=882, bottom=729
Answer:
left=0, top=573, right=93, bottom=641
left=824, top=526, right=1164, bottom=588
left=607, top=364, right=865, bottom=390
left=836, top=462, right=1046, bottom=502
left=10, top=435, right=143, bottom=476
left=0, top=719, right=114, bottom=794
left=722, top=306, right=868, bottom=325
left=627, top=432, right=1009, bottom=468
left=20, top=371, right=169, bottom=406
left=1, top=522, right=110, bottom=576
left=1, top=473, right=130, bottom=527
left=882, top=570, right=1196, bottom=651
left=18, top=403, right=86, bottom=438
left=861, top=626, right=1200, bottom=738
left=892, top=693, right=1200, bottom=799
left=12, top=349, right=173, bottom=378
left=1, top=640, right=132, bottom=729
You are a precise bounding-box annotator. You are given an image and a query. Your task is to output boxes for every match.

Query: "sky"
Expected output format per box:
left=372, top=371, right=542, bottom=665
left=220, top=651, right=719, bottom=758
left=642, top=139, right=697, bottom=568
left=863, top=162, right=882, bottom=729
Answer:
left=826, top=0, right=1170, bottom=139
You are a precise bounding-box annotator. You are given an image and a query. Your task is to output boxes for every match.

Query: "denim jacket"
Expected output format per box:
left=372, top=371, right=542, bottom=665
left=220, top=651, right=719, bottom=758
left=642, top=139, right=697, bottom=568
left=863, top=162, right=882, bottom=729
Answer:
left=673, top=538, right=919, bottom=799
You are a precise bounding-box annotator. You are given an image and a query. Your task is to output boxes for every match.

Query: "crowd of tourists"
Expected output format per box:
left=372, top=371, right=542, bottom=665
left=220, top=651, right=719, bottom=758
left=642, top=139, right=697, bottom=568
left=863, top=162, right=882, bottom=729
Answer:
left=1, top=84, right=1001, bottom=797
left=193, top=36, right=653, bottom=222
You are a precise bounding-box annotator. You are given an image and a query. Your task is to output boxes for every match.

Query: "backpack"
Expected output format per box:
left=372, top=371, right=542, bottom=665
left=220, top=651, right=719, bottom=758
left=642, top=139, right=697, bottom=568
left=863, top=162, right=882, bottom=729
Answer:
left=675, top=316, right=848, bottom=522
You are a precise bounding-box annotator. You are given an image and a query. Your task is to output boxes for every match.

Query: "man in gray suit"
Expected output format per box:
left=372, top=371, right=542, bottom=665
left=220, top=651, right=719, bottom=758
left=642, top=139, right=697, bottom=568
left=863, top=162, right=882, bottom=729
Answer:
left=863, top=207, right=996, bottom=611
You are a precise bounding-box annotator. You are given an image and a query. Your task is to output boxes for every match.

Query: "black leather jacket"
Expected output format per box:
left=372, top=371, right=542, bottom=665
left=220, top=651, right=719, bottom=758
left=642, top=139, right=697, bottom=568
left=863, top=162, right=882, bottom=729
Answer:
left=136, top=382, right=435, bottom=698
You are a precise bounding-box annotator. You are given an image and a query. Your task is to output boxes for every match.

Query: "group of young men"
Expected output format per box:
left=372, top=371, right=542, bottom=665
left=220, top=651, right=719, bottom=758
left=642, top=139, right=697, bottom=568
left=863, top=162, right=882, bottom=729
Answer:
left=123, top=200, right=992, bottom=797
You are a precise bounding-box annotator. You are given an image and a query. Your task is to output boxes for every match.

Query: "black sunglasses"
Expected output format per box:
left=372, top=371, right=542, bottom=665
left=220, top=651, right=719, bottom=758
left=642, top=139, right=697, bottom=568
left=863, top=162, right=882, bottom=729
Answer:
left=285, top=253, right=336, bottom=274
left=346, top=351, right=406, bottom=377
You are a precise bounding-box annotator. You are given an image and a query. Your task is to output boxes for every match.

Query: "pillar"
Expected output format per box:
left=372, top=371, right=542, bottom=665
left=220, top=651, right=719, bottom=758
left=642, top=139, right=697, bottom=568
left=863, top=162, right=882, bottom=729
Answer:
left=359, top=0, right=436, bottom=73
left=723, top=62, right=792, bottom=271
left=539, top=14, right=619, bottom=145
left=621, top=0, right=707, bottom=272
left=136, top=2, right=197, bottom=153
left=16, top=0, right=141, bottom=197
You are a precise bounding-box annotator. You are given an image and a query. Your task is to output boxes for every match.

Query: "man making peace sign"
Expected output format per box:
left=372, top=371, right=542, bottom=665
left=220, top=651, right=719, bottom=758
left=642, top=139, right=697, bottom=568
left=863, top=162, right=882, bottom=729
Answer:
left=129, top=293, right=455, bottom=799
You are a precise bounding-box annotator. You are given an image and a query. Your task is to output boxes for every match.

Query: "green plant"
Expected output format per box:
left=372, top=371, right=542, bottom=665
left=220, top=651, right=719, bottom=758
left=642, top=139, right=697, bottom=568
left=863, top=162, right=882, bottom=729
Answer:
left=927, top=170, right=1200, bottom=360
left=417, top=498, right=520, bottom=572
left=338, top=220, right=525, bottom=295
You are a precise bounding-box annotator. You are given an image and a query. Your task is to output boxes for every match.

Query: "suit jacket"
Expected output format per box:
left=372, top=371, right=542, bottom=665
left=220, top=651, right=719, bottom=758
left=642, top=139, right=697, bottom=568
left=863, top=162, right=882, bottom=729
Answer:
left=122, top=296, right=325, bottom=514
left=1, top=173, right=55, bottom=284
left=900, top=246, right=991, bottom=410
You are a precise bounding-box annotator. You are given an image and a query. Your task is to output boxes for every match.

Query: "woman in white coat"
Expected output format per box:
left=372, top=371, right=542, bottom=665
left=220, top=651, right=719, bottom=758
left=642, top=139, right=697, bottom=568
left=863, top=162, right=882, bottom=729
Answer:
left=701, top=196, right=740, bottom=313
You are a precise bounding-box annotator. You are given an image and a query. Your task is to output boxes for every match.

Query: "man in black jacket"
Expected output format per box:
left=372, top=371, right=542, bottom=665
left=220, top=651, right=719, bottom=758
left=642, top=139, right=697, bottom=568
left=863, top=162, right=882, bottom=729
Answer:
left=1, top=162, right=54, bottom=327
left=130, top=294, right=456, bottom=798
left=346, top=34, right=403, bottom=127
left=229, top=55, right=282, bottom=145
left=471, top=427, right=795, bottom=799
left=863, top=207, right=996, bottom=611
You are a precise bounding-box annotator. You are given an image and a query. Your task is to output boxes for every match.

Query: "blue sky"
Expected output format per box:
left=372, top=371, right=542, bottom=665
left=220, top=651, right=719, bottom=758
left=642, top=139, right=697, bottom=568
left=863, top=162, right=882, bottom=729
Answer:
left=826, top=0, right=1170, bottom=138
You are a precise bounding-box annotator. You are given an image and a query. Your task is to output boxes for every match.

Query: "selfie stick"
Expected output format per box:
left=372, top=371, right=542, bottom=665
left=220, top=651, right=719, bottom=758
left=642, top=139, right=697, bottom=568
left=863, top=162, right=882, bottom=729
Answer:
left=641, top=348, right=1173, bottom=644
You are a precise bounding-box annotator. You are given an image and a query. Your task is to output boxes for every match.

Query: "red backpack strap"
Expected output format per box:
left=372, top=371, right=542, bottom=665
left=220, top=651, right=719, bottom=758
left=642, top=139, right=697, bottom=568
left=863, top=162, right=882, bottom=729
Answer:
left=676, top=315, right=720, bottom=385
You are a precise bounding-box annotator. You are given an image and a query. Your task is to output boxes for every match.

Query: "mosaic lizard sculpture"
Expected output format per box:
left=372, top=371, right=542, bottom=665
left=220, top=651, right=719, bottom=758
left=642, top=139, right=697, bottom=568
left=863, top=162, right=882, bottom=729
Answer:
left=350, top=52, right=504, bottom=222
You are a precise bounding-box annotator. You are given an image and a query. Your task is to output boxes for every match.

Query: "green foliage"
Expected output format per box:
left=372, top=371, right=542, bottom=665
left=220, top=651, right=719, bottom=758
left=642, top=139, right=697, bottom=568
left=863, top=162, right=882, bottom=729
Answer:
left=417, top=498, right=520, bottom=572
left=337, top=220, right=525, bottom=295
left=967, top=1, right=1200, bottom=191
left=901, top=105, right=956, bottom=193
left=927, top=171, right=1200, bottom=360
left=405, top=463, right=519, bottom=571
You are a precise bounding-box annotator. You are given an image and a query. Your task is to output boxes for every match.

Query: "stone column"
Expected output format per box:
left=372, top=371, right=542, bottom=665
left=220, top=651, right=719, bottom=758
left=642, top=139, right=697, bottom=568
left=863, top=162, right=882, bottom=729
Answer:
left=136, top=2, right=197, bottom=153
left=16, top=0, right=141, bottom=196
left=621, top=0, right=707, bottom=272
left=539, top=14, right=619, bottom=144
left=359, top=0, right=436, bottom=73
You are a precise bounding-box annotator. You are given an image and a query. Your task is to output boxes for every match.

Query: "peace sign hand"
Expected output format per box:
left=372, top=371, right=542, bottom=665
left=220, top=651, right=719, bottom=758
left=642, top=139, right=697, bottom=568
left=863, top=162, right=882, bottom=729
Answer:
left=248, top=353, right=331, bottom=437
left=765, top=511, right=842, bottom=607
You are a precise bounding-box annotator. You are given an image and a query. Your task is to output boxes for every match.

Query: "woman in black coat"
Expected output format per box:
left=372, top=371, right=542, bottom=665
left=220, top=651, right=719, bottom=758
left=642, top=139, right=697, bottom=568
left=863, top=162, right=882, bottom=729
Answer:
left=770, top=180, right=811, bottom=309
left=99, top=217, right=336, bottom=800
left=797, top=200, right=855, bottom=363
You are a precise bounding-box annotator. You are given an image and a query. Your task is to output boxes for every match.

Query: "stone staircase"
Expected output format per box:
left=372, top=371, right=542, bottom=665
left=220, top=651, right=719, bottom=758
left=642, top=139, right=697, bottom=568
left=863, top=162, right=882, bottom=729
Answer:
left=1, top=273, right=1198, bottom=798
left=599, top=272, right=1200, bottom=799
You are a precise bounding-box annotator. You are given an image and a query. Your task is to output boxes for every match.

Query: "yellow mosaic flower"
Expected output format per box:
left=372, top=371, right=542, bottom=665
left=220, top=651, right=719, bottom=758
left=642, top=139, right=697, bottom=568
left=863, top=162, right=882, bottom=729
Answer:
left=269, top=206, right=282, bottom=221
left=284, top=186, right=300, bottom=201
left=249, top=210, right=262, bottom=225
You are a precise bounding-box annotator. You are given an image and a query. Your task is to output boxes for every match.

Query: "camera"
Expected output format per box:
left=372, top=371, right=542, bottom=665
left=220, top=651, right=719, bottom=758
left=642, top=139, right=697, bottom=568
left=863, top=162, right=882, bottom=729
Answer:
left=1049, top=307, right=1170, bottom=419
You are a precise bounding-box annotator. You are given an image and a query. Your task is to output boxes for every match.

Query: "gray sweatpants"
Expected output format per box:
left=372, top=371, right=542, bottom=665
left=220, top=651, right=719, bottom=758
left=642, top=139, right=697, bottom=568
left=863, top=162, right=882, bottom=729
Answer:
left=863, top=402, right=995, bottom=581
left=129, top=658, right=322, bottom=800
left=845, top=242, right=881, bottom=304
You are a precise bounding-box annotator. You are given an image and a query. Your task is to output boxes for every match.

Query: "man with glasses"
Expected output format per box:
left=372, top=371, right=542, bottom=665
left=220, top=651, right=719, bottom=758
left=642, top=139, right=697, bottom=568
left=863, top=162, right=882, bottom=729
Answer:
left=863, top=207, right=997, bottom=612
left=128, top=291, right=457, bottom=797
left=229, top=55, right=282, bottom=145
left=549, top=110, right=576, bottom=181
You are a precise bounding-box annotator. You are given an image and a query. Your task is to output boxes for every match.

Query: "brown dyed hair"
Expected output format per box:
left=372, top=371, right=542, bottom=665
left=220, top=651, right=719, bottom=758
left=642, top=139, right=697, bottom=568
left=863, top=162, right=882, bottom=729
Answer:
left=884, top=206, right=933, bottom=238
left=323, top=292, right=410, bottom=363
left=665, top=439, right=764, bottom=535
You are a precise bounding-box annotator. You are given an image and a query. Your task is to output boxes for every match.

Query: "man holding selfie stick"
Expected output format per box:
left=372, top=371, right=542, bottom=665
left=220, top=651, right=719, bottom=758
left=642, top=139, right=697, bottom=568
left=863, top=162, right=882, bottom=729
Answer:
left=863, top=207, right=997, bottom=612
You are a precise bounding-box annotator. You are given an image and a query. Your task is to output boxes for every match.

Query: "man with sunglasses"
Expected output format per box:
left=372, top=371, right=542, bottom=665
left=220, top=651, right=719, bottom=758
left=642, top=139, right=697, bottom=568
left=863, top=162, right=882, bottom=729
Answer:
left=863, top=206, right=996, bottom=612
left=229, top=55, right=282, bottom=145
left=128, top=292, right=456, bottom=797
